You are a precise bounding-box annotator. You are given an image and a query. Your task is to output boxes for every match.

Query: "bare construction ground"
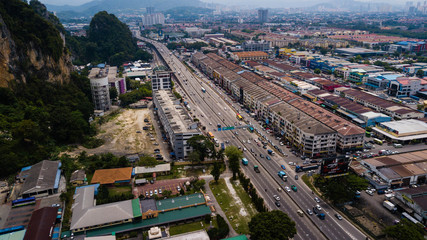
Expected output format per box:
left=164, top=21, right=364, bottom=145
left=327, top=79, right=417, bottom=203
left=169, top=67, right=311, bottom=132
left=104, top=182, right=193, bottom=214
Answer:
left=67, top=108, right=157, bottom=156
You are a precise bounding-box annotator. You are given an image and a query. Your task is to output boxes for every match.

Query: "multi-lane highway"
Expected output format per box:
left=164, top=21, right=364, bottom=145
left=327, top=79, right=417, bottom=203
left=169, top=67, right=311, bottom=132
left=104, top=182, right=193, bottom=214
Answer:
left=140, top=35, right=368, bottom=240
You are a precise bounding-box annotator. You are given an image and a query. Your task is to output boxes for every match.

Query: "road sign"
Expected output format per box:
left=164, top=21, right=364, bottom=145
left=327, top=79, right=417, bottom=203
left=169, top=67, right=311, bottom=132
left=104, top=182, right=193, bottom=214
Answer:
left=222, top=126, right=235, bottom=131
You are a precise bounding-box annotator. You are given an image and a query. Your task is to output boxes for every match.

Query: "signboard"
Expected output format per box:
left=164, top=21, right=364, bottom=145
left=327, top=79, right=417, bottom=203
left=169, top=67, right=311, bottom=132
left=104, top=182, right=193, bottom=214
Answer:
left=320, top=155, right=351, bottom=176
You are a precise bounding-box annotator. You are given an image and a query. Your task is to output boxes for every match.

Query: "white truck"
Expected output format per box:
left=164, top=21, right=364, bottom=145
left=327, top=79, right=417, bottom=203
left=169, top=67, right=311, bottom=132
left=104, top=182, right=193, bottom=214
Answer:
left=383, top=200, right=397, bottom=212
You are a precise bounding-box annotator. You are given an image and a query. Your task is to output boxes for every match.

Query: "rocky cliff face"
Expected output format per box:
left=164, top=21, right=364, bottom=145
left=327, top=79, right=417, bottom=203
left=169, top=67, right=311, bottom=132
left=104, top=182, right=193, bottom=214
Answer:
left=0, top=10, right=72, bottom=88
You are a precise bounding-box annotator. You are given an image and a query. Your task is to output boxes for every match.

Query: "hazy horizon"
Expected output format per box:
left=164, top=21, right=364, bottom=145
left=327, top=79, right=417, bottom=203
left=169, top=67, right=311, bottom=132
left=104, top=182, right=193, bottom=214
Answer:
left=40, top=0, right=408, bottom=7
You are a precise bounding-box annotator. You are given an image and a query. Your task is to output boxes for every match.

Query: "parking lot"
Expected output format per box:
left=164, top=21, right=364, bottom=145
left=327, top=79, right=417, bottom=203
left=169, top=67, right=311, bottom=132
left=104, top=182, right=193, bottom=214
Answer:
left=133, top=178, right=190, bottom=198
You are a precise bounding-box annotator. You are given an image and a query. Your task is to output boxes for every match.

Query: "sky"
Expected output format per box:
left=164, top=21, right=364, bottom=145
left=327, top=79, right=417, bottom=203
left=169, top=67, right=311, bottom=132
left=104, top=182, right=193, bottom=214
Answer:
left=40, top=0, right=408, bottom=7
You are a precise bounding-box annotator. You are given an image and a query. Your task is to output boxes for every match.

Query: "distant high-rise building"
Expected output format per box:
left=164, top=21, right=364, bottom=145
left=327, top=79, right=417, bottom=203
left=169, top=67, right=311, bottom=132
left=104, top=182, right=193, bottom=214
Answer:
left=142, top=13, right=165, bottom=26
left=146, top=7, right=155, bottom=14
left=258, top=9, right=268, bottom=23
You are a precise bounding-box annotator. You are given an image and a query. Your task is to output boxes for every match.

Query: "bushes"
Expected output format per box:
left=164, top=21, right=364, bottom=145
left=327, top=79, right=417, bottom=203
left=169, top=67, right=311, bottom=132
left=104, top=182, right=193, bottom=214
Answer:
left=208, top=214, right=229, bottom=240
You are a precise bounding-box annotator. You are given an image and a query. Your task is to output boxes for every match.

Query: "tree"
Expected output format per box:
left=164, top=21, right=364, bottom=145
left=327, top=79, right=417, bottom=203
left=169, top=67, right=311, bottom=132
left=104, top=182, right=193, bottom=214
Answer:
left=211, top=162, right=221, bottom=183
left=109, top=87, right=118, bottom=100
left=385, top=218, right=424, bottom=240
left=188, top=151, right=201, bottom=166
left=248, top=210, right=296, bottom=240
left=187, top=135, right=214, bottom=161
left=162, top=190, right=172, bottom=198
left=416, top=69, right=424, bottom=78
left=314, top=173, right=368, bottom=204
left=225, top=146, right=243, bottom=179
left=139, top=156, right=157, bottom=167
left=314, top=68, right=321, bottom=74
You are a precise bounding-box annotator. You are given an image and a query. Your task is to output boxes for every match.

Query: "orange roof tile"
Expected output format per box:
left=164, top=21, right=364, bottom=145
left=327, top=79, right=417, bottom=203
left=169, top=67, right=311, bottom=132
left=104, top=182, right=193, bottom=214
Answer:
left=91, top=167, right=133, bottom=185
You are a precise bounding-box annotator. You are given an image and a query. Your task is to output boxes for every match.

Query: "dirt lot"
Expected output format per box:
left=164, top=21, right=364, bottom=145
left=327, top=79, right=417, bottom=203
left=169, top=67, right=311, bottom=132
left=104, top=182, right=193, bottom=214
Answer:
left=68, top=107, right=157, bottom=156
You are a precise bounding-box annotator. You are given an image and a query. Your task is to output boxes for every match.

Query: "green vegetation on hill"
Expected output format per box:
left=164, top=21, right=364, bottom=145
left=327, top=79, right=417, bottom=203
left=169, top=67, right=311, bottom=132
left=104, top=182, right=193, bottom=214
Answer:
left=0, top=72, right=94, bottom=178
left=66, top=11, right=152, bottom=66
left=0, top=0, right=64, bottom=62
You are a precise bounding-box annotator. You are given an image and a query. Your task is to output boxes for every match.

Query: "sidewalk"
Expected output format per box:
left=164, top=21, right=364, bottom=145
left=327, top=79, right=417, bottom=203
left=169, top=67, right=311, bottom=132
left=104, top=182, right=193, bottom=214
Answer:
left=201, top=174, right=238, bottom=238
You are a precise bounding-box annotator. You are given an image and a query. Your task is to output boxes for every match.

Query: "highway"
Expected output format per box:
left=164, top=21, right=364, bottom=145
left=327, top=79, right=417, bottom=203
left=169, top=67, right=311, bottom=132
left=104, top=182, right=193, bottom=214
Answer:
left=140, top=36, right=367, bottom=240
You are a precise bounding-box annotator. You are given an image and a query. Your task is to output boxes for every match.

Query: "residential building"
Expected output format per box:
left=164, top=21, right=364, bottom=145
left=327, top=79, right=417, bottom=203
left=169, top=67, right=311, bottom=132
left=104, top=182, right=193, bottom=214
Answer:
left=258, top=9, right=268, bottom=23
left=153, top=90, right=201, bottom=159
left=242, top=40, right=270, bottom=52
left=107, top=66, right=127, bottom=95
left=18, top=160, right=61, bottom=199
left=89, top=68, right=111, bottom=111
left=70, top=170, right=86, bottom=187
left=151, top=71, right=172, bottom=91
left=230, top=51, right=268, bottom=61
left=142, top=13, right=165, bottom=26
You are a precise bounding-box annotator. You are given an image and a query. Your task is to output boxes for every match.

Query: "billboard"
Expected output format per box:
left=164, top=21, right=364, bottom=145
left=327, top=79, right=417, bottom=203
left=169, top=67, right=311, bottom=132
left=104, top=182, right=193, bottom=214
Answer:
left=320, top=155, right=351, bottom=176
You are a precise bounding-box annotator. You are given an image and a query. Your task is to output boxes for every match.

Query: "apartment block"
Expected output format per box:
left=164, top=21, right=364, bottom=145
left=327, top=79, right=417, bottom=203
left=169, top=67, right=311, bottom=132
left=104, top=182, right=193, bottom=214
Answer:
left=89, top=68, right=111, bottom=111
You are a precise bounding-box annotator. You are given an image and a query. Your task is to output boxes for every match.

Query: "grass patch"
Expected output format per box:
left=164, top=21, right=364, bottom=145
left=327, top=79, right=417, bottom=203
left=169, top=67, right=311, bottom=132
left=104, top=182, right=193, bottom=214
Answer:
left=209, top=178, right=253, bottom=234
left=109, top=185, right=132, bottom=196
left=82, top=137, right=105, bottom=149
left=231, top=179, right=258, bottom=217
left=302, top=174, right=315, bottom=192
left=169, top=219, right=217, bottom=236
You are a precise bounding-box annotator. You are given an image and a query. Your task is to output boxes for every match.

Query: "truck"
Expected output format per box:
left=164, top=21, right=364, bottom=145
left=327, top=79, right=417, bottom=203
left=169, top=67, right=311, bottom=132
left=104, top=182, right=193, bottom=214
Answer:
left=383, top=200, right=397, bottom=212
left=278, top=171, right=288, bottom=181
left=254, top=165, right=260, bottom=173
left=242, top=158, right=248, bottom=166
left=221, top=143, right=225, bottom=150
left=295, top=164, right=319, bottom=172
left=267, top=149, right=274, bottom=155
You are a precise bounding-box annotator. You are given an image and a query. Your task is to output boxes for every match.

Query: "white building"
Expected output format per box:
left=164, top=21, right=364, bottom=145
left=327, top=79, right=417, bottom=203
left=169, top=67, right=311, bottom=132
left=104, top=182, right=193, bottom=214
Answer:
left=153, top=90, right=201, bottom=159
left=142, top=13, right=165, bottom=26
left=89, top=68, right=111, bottom=111
left=151, top=71, right=172, bottom=91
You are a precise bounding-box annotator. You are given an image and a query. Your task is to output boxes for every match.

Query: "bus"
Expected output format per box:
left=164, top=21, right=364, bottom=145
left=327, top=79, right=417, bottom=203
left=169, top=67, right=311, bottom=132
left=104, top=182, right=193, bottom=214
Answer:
left=236, top=114, right=243, bottom=121
left=373, top=138, right=383, bottom=145
left=201, top=87, right=206, bottom=93
left=12, top=197, right=35, bottom=208
left=208, top=132, right=214, bottom=139
left=402, top=212, right=421, bottom=225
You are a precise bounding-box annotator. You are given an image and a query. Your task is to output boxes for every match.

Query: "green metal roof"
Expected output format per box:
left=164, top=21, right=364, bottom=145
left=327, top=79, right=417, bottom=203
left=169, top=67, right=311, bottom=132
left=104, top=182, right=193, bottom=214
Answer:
left=156, top=193, right=206, bottom=211
left=86, top=204, right=211, bottom=237
left=0, top=230, right=26, bottom=240
left=132, top=199, right=142, bottom=218
left=222, top=235, right=248, bottom=240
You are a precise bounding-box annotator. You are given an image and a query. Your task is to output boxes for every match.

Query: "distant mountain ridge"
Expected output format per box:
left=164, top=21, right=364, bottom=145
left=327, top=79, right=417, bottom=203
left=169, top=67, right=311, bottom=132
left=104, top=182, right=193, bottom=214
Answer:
left=46, top=0, right=205, bottom=19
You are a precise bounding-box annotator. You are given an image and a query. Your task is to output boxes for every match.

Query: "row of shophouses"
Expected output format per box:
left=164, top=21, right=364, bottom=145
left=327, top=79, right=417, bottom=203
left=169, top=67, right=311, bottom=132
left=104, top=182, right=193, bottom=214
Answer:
left=191, top=52, right=366, bottom=158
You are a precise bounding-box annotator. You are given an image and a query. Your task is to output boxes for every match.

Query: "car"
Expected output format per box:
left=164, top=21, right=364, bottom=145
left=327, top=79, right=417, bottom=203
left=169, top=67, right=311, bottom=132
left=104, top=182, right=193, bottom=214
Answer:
left=260, top=154, right=264, bottom=158
left=209, top=122, right=212, bottom=125
left=51, top=203, right=60, bottom=207
left=273, top=195, right=280, bottom=201
left=145, top=191, right=148, bottom=196
left=263, top=145, right=267, bottom=149
left=243, top=148, right=247, bottom=152
left=366, top=190, right=374, bottom=196
left=307, top=209, right=313, bottom=215
left=266, top=156, right=271, bottom=160
left=295, top=175, right=299, bottom=180
left=150, top=190, right=153, bottom=196
left=285, top=186, right=291, bottom=192
left=159, top=188, right=162, bottom=194
left=177, top=186, right=181, bottom=191
left=279, top=142, right=284, bottom=146
left=281, top=165, right=286, bottom=170
left=275, top=201, right=281, bottom=207
left=247, top=140, right=251, bottom=144
left=136, top=130, right=141, bottom=133
left=297, top=210, right=304, bottom=217
left=154, top=189, right=158, bottom=195
left=335, top=213, right=343, bottom=220
left=315, top=204, right=322, bottom=211
left=291, top=185, right=297, bottom=192
left=314, top=197, right=320, bottom=203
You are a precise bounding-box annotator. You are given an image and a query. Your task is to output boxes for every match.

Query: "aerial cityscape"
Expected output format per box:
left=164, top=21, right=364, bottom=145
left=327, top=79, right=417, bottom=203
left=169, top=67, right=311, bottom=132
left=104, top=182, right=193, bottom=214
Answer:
left=0, top=0, right=427, bottom=239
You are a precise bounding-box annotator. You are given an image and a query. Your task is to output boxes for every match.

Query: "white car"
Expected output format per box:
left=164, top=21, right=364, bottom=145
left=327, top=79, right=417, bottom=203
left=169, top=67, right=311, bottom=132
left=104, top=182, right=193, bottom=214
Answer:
left=285, top=186, right=291, bottom=192
left=247, top=140, right=251, bottom=144
left=273, top=195, right=280, bottom=201
left=316, top=204, right=322, bottom=211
